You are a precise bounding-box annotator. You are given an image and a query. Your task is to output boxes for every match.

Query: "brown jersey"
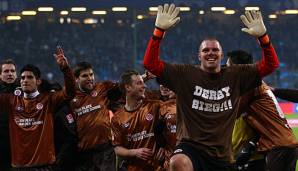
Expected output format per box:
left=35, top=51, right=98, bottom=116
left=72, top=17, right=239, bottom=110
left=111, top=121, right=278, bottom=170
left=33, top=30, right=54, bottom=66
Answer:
left=70, top=81, right=117, bottom=150
left=160, top=98, right=177, bottom=170
left=145, top=89, right=161, bottom=100
left=244, top=83, right=298, bottom=151
left=0, top=67, right=74, bottom=167
left=160, top=99, right=177, bottom=150
left=158, top=63, right=261, bottom=160
left=111, top=100, right=163, bottom=171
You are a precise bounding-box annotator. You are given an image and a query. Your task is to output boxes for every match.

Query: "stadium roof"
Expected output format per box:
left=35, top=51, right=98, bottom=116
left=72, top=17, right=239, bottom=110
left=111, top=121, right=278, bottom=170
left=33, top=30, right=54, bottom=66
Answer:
left=0, top=0, right=297, bottom=11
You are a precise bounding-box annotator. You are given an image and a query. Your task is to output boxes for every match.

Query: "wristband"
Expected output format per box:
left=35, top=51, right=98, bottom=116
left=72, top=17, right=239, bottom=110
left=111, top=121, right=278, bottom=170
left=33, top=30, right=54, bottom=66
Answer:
left=153, top=27, right=165, bottom=39
left=258, top=34, right=270, bottom=45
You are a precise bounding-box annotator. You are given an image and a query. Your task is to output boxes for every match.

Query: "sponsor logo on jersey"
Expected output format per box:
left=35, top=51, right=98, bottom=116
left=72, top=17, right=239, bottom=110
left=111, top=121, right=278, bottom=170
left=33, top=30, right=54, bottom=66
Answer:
left=145, top=113, right=153, bottom=121
left=74, top=104, right=101, bottom=116
left=14, top=89, right=22, bottom=96
left=127, top=131, right=154, bottom=142
left=15, top=118, right=43, bottom=127
left=36, top=103, right=43, bottom=110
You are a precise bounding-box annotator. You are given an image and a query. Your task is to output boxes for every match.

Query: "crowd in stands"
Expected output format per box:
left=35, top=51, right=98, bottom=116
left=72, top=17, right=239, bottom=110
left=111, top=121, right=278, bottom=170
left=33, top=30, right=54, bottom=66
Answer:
left=0, top=11, right=297, bottom=88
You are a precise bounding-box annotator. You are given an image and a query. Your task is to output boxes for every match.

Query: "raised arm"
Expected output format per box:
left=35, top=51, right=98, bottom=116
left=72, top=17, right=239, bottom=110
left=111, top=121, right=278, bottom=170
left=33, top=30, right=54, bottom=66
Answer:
left=240, top=10, right=279, bottom=77
left=143, top=4, right=180, bottom=77
left=256, top=36, right=279, bottom=77
left=52, top=46, right=76, bottom=104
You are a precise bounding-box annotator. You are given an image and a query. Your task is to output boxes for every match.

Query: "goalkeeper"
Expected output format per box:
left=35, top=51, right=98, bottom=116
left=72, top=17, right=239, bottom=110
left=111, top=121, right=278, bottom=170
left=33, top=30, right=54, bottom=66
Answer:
left=143, top=3, right=279, bottom=171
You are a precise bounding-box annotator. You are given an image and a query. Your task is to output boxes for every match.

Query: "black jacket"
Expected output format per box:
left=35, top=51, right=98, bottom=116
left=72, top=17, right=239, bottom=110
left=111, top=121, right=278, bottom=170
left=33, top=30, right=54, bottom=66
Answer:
left=0, top=80, right=20, bottom=171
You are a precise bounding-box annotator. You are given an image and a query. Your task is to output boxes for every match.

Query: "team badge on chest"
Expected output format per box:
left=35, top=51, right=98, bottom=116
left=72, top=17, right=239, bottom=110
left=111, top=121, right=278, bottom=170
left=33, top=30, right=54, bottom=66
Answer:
left=66, top=114, right=74, bottom=123
left=36, top=103, right=43, bottom=110
left=14, top=89, right=22, bottom=96
left=145, top=113, right=153, bottom=121
left=166, top=114, right=172, bottom=119
left=91, top=91, right=98, bottom=97
left=123, top=122, right=130, bottom=128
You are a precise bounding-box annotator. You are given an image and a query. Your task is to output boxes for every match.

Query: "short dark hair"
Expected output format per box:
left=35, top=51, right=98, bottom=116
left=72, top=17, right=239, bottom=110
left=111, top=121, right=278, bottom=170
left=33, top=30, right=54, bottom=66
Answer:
left=202, top=37, right=218, bottom=42
left=0, top=59, right=16, bottom=73
left=20, top=64, right=41, bottom=79
left=73, top=61, right=93, bottom=78
left=227, top=50, right=253, bottom=64
left=121, top=69, right=140, bottom=86
left=199, top=38, right=221, bottom=52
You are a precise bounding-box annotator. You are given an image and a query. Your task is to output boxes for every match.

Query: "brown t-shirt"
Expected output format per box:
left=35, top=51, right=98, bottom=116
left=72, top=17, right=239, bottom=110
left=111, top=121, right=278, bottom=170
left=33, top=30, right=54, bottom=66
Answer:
left=158, top=63, right=261, bottom=160
left=70, top=81, right=117, bottom=150
left=111, top=100, right=162, bottom=171
left=0, top=67, right=75, bottom=167
left=244, top=83, right=298, bottom=151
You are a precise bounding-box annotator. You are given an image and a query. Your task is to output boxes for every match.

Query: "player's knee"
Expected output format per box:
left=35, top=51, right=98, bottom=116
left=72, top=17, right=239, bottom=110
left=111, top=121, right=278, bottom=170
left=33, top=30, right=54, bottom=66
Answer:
left=169, top=154, right=193, bottom=171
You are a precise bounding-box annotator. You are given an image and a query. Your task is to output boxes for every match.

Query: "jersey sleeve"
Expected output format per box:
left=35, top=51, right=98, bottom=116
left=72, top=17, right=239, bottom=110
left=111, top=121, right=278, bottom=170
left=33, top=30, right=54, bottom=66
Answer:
left=50, top=66, right=76, bottom=110
left=157, top=63, right=187, bottom=93
left=111, top=113, right=126, bottom=147
left=272, top=88, right=298, bottom=102
left=236, top=64, right=262, bottom=95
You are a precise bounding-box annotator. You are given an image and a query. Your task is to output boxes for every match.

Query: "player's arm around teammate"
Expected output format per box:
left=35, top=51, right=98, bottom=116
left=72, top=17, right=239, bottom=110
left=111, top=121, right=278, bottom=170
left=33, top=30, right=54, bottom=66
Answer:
left=270, top=87, right=298, bottom=102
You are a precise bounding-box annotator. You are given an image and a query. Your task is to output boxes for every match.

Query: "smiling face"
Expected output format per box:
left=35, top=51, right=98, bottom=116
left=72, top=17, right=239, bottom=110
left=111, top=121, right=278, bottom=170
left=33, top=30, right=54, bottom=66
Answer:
left=125, top=74, right=146, bottom=100
left=76, top=68, right=95, bottom=92
left=198, top=40, right=223, bottom=73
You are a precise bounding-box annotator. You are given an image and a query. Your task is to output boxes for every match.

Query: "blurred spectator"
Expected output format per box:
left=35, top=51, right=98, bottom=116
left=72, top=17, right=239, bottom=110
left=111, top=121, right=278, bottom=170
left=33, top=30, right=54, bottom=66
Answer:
left=0, top=12, right=297, bottom=88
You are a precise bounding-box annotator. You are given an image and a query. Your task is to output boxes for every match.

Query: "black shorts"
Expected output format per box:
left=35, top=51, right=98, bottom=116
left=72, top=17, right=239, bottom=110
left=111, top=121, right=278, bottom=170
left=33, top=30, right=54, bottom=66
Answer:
left=266, top=147, right=298, bottom=171
left=75, top=142, right=116, bottom=171
left=231, top=159, right=266, bottom=171
left=173, top=142, right=231, bottom=171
